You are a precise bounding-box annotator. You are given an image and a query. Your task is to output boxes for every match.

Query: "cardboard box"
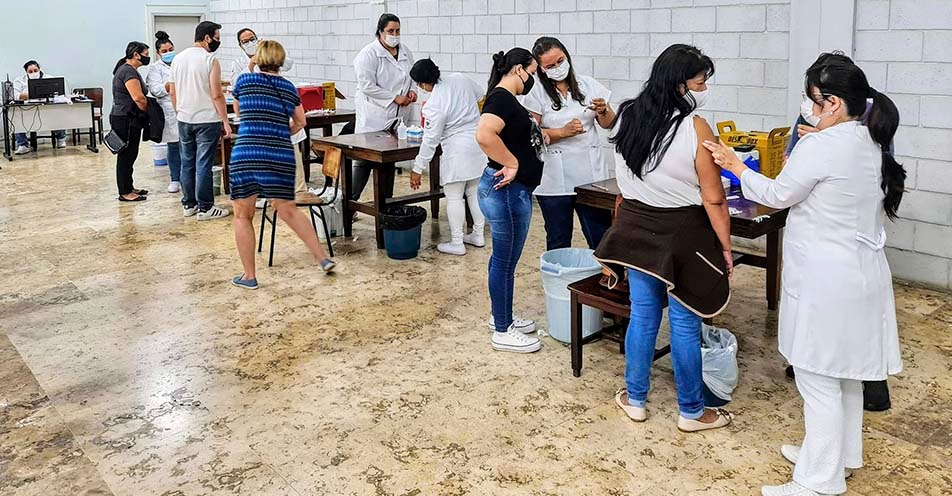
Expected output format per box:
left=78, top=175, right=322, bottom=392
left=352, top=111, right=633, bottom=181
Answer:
left=716, top=121, right=791, bottom=178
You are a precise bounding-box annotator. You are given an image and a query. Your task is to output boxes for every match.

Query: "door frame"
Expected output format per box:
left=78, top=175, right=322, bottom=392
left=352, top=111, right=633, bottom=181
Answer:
left=145, top=3, right=207, bottom=43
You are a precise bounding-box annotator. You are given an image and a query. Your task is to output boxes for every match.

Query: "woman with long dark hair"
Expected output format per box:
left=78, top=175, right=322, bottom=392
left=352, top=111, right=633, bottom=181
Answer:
left=110, top=41, right=150, bottom=202
left=705, top=56, right=904, bottom=496
left=525, top=36, right=614, bottom=250
left=594, top=44, right=733, bottom=431
left=475, top=48, right=545, bottom=352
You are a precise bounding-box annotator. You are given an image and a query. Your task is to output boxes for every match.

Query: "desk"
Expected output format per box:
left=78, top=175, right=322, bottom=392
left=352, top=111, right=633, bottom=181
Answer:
left=575, top=179, right=788, bottom=310
left=313, top=131, right=442, bottom=249
left=3, top=101, right=98, bottom=160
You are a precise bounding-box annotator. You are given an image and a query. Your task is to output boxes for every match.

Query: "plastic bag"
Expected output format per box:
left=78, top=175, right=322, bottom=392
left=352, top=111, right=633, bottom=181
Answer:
left=700, top=324, right=739, bottom=401
left=379, top=206, right=427, bottom=231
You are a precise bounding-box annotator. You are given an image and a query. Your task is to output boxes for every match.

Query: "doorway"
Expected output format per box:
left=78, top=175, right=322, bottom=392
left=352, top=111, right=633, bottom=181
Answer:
left=153, top=15, right=202, bottom=49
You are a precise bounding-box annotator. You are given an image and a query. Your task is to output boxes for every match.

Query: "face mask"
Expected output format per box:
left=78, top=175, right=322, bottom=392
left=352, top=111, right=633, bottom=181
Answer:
left=161, top=52, right=176, bottom=64
left=384, top=35, right=400, bottom=48
left=519, top=69, right=535, bottom=95
left=207, top=37, right=221, bottom=53
left=139, top=55, right=151, bottom=66
left=801, top=97, right=833, bottom=127
left=688, top=89, right=709, bottom=109
left=544, top=60, right=571, bottom=82
left=242, top=40, right=258, bottom=57
left=27, top=72, right=41, bottom=80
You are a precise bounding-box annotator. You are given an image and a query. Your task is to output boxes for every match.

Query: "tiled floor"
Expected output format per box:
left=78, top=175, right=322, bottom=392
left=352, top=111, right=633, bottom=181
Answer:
left=1, top=145, right=950, bottom=495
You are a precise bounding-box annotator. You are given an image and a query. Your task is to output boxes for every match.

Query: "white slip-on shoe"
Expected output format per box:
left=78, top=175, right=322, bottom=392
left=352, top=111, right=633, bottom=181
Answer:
left=462, top=232, right=485, bottom=247
left=761, top=481, right=825, bottom=496
left=487, top=315, right=535, bottom=333
left=437, top=242, right=466, bottom=256
left=167, top=181, right=181, bottom=193
left=677, top=408, right=733, bottom=432
left=14, top=145, right=31, bottom=155
left=255, top=198, right=267, bottom=209
left=183, top=206, right=199, bottom=217
left=780, top=445, right=853, bottom=479
left=614, top=388, right=647, bottom=422
left=197, top=206, right=231, bottom=220
left=491, top=325, right=542, bottom=353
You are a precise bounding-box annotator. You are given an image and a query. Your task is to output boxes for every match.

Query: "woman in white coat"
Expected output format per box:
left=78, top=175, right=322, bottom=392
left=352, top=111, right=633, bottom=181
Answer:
left=146, top=31, right=181, bottom=193
left=704, top=57, right=905, bottom=496
left=524, top=37, right=614, bottom=250
left=351, top=13, right=416, bottom=202
left=407, top=59, right=486, bottom=255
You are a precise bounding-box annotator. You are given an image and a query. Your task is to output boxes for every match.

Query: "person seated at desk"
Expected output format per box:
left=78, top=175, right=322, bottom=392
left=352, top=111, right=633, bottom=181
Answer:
left=12, top=60, right=67, bottom=154
left=230, top=28, right=294, bottom=83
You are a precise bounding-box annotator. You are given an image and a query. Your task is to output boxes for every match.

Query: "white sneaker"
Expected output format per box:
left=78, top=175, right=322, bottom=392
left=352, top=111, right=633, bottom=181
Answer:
left=761, top=481, right=824, bottom=496
left=780, top=445, right=854, bottom=479
left=197, top=206, right=231, bottom=220
left=487, top=315, right=535, bottom=333
left=183, top=206, right=199, bottom=217
left=56, top=138, right=67, bottom=148
left=255, top=198, right=267, bottom=209
left=462, top=232, right=485, bottom=247
left=437, top=242, right=466, bottom=256
left=167, top=181, right=181, bottom=193
left=491, top=325, right=541, bottom=353
left=14, top=145, right=30, bottom=155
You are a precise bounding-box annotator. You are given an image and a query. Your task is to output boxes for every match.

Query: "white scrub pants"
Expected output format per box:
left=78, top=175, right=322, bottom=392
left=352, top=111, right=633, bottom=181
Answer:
left=443, top=178, right=484, bottom=244
left=793, top=367, right=864, bottom=495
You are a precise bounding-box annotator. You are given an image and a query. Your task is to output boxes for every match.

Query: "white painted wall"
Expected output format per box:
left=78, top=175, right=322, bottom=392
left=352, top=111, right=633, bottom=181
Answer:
left=0, top=0, right=208, bottom=117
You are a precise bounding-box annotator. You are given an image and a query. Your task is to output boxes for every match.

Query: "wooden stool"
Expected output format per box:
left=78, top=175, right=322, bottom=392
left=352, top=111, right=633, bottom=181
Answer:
left=567, top=274, right=671, bottom=377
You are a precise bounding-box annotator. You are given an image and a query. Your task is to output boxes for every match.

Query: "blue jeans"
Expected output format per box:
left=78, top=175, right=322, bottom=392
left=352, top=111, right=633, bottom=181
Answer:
left=16, top=130, right=66, bottom=147
left=478, top=168, right=533, bottom=332
left=178, top=121, right=221, bottom=210
left=625, top=268, right=704, bottom=419
left=536, top=194, right=613, bottom=250
left=166, top=141, right=181, bottom=183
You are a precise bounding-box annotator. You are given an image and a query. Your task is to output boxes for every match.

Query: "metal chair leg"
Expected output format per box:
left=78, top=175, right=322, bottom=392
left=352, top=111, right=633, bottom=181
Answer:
left=257, top=201, right=267, bottom=252
left=315, top=206, right=334, bottom=257
left=268, top=207, right=278, bottom=267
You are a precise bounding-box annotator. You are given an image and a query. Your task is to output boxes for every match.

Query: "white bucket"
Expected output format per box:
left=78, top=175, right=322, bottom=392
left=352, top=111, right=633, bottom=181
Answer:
left=540, top=248, right=605, bottom=343
left=212, top=166, right=223, bottom=196
left=152, top=143, right=168, bottom=167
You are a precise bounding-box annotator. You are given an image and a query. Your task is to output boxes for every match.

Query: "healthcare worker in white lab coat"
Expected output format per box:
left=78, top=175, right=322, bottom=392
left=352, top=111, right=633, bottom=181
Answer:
left=146, top=31, right=182, bottom=193
left=407, top=59, right=486, bottom=256
left=230, top=28, right=294, bottom=83
left=704, top=56, right=905, bottom=496
left=351, top=13, right=416, bottom=202
left=12, top=60, right=68, bottom=153
left=524, top=37, right=614, bottom=250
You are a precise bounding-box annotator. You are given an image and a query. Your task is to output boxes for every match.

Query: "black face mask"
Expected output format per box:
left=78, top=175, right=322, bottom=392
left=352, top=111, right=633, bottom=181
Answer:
left=139, top=54, right=151, bottom=66
left=518, top=69, right=534, bottom=96
left=207, top=37, right=221, bottom=53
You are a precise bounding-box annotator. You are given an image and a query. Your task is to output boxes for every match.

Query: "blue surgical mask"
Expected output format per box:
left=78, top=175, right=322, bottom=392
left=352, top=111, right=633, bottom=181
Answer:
left=161, top=52, right=176, bottom=64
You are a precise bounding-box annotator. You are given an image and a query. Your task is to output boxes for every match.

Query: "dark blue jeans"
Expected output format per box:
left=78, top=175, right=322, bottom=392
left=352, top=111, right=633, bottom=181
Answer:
left=178, top=121, right=221, bottom=210
left=166, top=141, right=181, bottom=183
left=478, top=168, right=533, bottom=333
left=16, top=130, right=66, bottom=147
left=536, top=194, right=613, bottom=250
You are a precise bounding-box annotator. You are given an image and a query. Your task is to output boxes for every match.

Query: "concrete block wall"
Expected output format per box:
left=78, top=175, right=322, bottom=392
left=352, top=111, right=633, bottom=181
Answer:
left=854, top=0, right=952, bottom=289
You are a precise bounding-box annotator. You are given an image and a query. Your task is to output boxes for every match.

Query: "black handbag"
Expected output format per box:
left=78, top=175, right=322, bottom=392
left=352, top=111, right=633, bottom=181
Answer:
left=103, top=129, right=127, bottom=154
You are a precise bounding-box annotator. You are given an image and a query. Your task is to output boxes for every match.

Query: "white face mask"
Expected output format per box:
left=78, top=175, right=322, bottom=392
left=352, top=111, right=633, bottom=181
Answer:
left=688, top=89, right=709, bottom=109
left=801, top=97, right=833, bottom=127
left=544, top=60, right=571, bottom=82
left=27, top=72, right=41, bottom=80
left=242, top=39, right=258, bottom=57
left=384, top=35, right=400, bottom=48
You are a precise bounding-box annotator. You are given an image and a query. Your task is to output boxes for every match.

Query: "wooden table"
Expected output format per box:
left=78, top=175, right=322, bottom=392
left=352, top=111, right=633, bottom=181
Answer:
left=312, top=131, right=442, bottom=249
left=575, top=179, right=788, bottom=310
left=219, top=110, right=356, bottom=194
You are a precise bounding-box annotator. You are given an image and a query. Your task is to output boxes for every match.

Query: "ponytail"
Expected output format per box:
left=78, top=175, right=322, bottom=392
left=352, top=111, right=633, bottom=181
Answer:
left=113, top=41, right=149, bottom=75
left=486, top=48, right=533, bottom=93
left=112, top=57, right=128, bottom=75
left=866, top=87, right=905, bottom=220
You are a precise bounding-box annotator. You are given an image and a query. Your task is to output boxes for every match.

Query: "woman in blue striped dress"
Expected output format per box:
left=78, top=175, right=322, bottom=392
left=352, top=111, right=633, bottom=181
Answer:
left=229, top=40, right=335, bottom=289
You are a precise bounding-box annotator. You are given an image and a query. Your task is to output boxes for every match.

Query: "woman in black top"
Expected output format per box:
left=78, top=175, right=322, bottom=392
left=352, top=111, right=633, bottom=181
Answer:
left=475, top=48, right=545, bottom=354
left=110, top=41, right=150, bottom=202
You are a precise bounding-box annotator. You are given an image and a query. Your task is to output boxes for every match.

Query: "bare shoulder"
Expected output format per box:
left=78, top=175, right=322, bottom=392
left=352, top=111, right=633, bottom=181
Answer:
left=693, top=115, right=715, bottom=140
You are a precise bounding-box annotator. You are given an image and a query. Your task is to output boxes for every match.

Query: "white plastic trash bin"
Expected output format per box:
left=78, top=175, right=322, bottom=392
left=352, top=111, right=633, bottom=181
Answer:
left=212, top=166, right=223, bottom=196
left=540, top=248, right=604, bottom=343
left=151, top=143, right=168, bottom=167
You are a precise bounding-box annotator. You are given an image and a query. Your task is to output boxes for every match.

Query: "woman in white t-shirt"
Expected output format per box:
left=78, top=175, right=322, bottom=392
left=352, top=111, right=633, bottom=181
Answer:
left=524, top=37, right=614, bottom=250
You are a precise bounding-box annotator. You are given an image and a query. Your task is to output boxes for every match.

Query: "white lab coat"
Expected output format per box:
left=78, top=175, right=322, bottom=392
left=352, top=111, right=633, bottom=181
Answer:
left=145, top=60, right=179, bottom=143
left=740, top=120, right=902, bottom=381
left=353, top=39, right=414, bottom=133
left=412, top=73, right=485, bottom=186
left=523, top=74, right=613, bottom=196
left=230, top=54, right=294, bottom=83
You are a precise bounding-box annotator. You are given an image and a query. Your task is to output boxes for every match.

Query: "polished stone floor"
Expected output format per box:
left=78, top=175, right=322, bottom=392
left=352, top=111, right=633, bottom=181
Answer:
left=1, top=145, right=950, bottom=496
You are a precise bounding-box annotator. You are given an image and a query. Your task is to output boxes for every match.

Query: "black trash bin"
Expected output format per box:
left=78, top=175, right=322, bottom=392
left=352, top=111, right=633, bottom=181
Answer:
left=380, top=206, right=427, bottom=260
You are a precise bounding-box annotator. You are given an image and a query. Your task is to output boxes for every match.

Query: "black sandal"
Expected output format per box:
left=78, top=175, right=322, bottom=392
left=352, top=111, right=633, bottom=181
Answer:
left=134, top=189, right=149, bottom=196
left=118, top=194, right=147, bottom=202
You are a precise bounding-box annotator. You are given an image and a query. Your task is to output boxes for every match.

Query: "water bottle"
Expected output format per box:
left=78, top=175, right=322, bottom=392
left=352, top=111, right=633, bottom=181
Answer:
left=396, top=118, right=408, bottom=140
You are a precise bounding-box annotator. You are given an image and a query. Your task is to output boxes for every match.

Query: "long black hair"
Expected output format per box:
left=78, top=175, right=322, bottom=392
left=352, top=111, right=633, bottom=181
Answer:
left=376, top=13, right=400, bottom=36
left=154, top=30, right=173, bottom=52
left=487, top=48, right=534, bottom=93
left=113, top=41, right=149, bottom=75
left=610, top=44, right=714, bottom=179
left=805, top=57, right=905, bottom=219
left=532, top=37, right=584, bottom=111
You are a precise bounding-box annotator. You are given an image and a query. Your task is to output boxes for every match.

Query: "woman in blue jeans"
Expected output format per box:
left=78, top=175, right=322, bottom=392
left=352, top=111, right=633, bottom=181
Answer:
left=594, top=44, right=733, bottom=432
left=475, top=48, right=545, bottom=353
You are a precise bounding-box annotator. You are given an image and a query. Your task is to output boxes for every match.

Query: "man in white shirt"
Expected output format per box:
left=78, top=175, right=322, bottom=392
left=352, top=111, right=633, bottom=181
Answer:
left=229, top=27, right=294, bottom=83
left=170, top=21, right=232, bottom=221
left=12, top=60, right=67, bottom=154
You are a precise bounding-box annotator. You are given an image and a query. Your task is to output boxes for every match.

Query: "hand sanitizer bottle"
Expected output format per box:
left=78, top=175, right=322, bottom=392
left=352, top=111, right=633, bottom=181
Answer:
left=397, top=118, right=408, bottom=140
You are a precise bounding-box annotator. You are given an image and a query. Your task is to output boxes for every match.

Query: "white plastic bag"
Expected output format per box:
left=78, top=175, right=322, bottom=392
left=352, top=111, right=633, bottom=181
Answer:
left=701, top=324, right=739, bottom=401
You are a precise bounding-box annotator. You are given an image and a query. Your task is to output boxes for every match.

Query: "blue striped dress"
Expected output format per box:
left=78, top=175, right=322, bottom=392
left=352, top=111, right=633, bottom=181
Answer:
left=229, top=72, right=300, bottom=200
